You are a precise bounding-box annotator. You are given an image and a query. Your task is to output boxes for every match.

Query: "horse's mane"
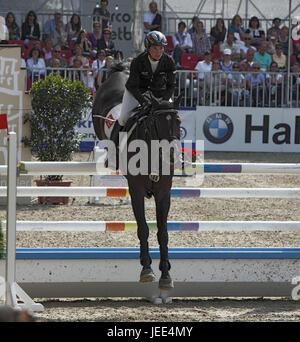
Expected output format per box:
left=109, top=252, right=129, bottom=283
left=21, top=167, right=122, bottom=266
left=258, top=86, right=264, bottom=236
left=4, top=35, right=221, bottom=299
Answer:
left=108, top=61, right=131, bottom=76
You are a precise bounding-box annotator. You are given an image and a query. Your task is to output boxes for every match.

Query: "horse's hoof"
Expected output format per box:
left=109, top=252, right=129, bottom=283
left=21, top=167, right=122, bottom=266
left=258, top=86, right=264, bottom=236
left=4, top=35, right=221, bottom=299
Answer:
left=140, top=267, right=155, bottom=283
left=159, top=274, right=174, bottom=290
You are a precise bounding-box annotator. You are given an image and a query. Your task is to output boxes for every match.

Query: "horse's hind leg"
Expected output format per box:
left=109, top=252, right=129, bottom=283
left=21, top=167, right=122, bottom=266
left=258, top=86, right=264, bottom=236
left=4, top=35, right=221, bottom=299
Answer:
left=128, top=186, right=155, bottom=282
left=155, top=191, right=174, bottom=289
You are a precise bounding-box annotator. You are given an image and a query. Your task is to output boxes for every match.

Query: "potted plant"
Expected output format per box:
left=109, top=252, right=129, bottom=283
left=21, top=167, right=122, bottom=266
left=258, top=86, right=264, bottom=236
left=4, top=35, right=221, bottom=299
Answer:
left=22, top=74, right=91, bottom=204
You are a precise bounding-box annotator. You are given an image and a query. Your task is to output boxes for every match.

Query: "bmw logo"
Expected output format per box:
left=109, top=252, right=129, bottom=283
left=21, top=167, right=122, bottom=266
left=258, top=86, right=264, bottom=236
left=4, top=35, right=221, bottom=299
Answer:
left=180, top=126, right=187, bottom=139
left=203, top=113, right=233, bottom=144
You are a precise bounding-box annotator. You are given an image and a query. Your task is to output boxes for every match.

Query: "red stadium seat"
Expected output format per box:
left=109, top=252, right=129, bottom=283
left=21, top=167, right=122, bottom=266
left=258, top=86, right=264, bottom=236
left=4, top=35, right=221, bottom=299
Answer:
left=181, top=53, right=198, bottom=70
left=166, top=35, right=174, bottom=53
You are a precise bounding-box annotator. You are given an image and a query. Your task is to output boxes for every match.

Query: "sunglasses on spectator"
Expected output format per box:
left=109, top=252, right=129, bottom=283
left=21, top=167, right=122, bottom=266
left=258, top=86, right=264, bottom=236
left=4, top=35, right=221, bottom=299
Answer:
left=54, top=50, right=61, bottom=53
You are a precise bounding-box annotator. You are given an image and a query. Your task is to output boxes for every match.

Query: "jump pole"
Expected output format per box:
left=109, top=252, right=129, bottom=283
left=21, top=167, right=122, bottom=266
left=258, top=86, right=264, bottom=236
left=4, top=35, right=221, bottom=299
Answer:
left=0, top=132, right=43, bottom=312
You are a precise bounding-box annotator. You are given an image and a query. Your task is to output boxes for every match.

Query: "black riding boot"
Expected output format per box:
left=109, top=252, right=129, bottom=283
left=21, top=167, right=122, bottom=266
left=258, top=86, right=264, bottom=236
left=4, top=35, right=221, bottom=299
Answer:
left=107, top=120, right=123, bottom=169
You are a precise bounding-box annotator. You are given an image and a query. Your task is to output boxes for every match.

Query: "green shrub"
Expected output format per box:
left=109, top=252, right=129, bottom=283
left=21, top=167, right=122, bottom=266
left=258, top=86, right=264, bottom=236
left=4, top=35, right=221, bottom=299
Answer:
left=22, top=75, right=91, bottom=180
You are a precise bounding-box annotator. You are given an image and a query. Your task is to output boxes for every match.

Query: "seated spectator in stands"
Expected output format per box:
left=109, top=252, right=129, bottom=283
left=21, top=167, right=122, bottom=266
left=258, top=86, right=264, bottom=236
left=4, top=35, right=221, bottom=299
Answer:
left=266, top=34, right=278, bottom=55
left=21, top=10, right=40, bottom=45
left=220, top=48, right=233, bottom=72
left=47, top=58, right=63, bottom=76
left=228, top=14, right=245, bottom=41
left=52, top=20, right=69, bottom=49
left=188, top=16, right=200, bottom=35
left=114, top=50, right=124, bottom=62
left=5, top=11, right=20, bottom=40
left=66, top=13, right=82, bottom=42
left=69, top=56, right=83, bottom=82
left=92, top=49, right=106, bottom=89
left=227, top=62, right=249, bottom=106
left=97, top=54, right=114, bottom=85
left=93, top=0, right=111, bottom=32
left=267, top=18, right=281, bottom=40
left=220, top=32, right=241, bottom=56
left=240, top=33, right=256, bottom=58
left=240, top=48, right=255, bottom=72
left=194, top=50, right=212, bottom=104
left=265, top=61, right=283, bottom=106
left=0, top=16, right=9, bottom=43
left=42, top=38, right=53, bottom=61
left=46, top=44, right=68, bottom=67
left=291, top=61, right=300, bottom=104
left=245, top=16, right=265, bottom=47
left=253, top=41, right=272, bottom=71
left=172, top=21, right=193, bottom=67
left=210, top=59, right=227, bottom=105
left=75, top=29, right=92, bottom=58
left=81, top=63, right=96, bottom=94
left=26, top=46, right=46, bottom=81
left=143, top=1, right=162, bottom=39
left=278, top=26, right=292, bottom=56
left=246, top=62, right=265, bottom=106
left=292, top=21, right=300, bottom=56
left=88, top=21, right=102, bottom=54
left=97, top=27, right=115, bottom=56
left=191, top=20, right=211, bottom=59
left=69, top=44, right=88, bottom=67
left=43, top=12, right=62, bottom=40
left=272, top=43, right=286, bottom=70
left=210, top=18, right=227, bottom=47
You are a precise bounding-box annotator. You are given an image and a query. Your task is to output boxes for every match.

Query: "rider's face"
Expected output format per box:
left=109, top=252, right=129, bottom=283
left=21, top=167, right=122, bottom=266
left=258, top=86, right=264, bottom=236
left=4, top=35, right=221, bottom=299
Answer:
left=148, top=45, right=164, bottom=61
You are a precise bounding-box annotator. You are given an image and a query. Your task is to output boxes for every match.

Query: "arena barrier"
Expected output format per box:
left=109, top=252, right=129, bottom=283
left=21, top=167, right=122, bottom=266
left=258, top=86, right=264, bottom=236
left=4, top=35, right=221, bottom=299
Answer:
left=1, top=132, right=300, bottom=311
left=1, top=220, right=300, bottom=232
left=1, top=247, right=300, bottom=299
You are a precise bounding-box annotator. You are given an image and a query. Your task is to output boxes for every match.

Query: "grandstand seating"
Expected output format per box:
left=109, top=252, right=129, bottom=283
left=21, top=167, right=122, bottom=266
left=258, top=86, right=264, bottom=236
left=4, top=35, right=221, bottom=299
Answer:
left=181, top=53, right=198, bottom=70
left=166, top=35, right=174, bottom=53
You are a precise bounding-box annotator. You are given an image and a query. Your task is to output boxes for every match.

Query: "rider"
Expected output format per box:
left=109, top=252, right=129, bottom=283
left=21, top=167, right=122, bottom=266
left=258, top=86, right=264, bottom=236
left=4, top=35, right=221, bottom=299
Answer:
left=110, top=30, right=177, bottom=149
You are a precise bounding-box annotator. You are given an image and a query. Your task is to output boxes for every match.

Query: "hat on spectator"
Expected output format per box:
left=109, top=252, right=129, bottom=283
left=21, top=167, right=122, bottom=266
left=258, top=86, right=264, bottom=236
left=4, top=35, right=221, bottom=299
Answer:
left=223, top=49, right=232, bottom=55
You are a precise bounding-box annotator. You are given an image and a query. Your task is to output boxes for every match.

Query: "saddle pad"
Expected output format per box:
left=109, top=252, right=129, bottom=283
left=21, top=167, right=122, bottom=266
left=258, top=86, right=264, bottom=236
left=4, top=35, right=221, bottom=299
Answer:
left=104, top=103, right=122, bottom=139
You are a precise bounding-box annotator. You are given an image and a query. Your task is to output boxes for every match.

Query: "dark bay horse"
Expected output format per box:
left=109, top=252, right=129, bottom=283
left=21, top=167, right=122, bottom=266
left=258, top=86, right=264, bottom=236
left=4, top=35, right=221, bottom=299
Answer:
left=92, top=62, right=181, bottom=290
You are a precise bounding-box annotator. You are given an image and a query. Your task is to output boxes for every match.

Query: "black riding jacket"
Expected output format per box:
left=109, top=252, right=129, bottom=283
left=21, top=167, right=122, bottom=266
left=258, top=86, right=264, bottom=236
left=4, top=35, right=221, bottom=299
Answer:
left=125, top=51, right=176, bottom=104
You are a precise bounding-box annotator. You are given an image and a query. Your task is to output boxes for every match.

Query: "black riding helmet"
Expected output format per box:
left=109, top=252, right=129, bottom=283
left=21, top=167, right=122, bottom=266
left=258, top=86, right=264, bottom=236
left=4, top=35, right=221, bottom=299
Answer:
left=144, top=31, right=167, bottom=49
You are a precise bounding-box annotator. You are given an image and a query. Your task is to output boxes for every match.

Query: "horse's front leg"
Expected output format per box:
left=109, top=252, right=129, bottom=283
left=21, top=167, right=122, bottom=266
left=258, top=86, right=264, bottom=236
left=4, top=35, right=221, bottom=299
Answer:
left=128, top=184, right=155, bottom=282
left=155, top=189, right=174, bottom=289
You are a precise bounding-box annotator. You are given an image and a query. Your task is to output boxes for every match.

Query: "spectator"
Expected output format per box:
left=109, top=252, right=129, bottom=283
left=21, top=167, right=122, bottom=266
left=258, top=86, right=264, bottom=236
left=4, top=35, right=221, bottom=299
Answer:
left=210, top=59, right=226, bottom=105
left=220, top=48, right=233, bottom=72
left=194, top=50, right=212, bottom=104
left=5, top=11, right=20, bottom=40
left=172, top=21, right=193, bottom=67
left=46, top=44, right=68, bottom=67
left=88, top=21, right=102, bottom=54
left=272, top=43, right=286, bottom=70
left=143, top=1, right=162, bottom=39
left=240, top=48, right=255, bottom=71
left=69, top=44, right=89, bottom=67
left=265, top=61, right=283, bottom=106
left=26, top=46, right=46, bottom=81
left=188, top=16, right=200, bottom=36
left=245, top=16, right=265, bottom=47
left=43, top=12, right=62, bottom=40
left=292, top=22, right=300, bottom=56
left=47, top=57, right=63, bottom=76
left=278, top=26, right=293, bottom=56
left=240, top=33, right=256, bottom=58
left=21, top=10, right=40, bottom=44
left=92, top=49, right=106, bottom=89
left=98, top=54, right=114, bottom=85
left=75, top=29, right=92, bottom=58
left=52, top=20, right=69, bottom=49
left=253, top=41, right=272, bottom=71
left=210, top=18, right=227, bottom=46
left=42, top=38, right=53, bottom=61
left=220, top=32, right=241, bottom=56
left=246, top=62, right=265, bottom=106
left=69, top=56, right=83, bottom=82
left=81, top=63, right=96, bottom=94
left=291, top=61, right=300, bottom=104
left=93, top=0, right=111, bottom=32
left=114, top=50, right=124, bottom=62
left=228, top=14, right=245, bottom=41
left=266, top=34, right=278, bottom=55
left=0, top=16, right=9, bottom=42
left=227, top=62, right=249, bottom=106
left=97, top=27, right=115, bottom=56
left=267, top=17, right=281, bottom=40
left=66, top=13, right=82, bottom=42
left=191, top=20, right=211, bottom=59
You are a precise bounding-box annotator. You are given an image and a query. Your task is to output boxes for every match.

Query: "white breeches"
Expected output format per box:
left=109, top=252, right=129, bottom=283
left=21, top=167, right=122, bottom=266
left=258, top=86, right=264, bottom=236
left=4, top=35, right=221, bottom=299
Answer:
left=118, top=88, right=140, bottom=126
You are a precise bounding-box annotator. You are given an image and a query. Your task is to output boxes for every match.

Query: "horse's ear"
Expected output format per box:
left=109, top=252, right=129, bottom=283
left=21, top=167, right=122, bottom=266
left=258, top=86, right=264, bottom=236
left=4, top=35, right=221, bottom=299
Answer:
left=173, top=93, right=183, bottom=109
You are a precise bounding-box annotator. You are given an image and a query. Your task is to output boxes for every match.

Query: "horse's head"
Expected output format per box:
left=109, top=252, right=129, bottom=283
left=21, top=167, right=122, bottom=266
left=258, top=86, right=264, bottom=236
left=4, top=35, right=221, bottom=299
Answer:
left=106, top=61, right=130, bottom=79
